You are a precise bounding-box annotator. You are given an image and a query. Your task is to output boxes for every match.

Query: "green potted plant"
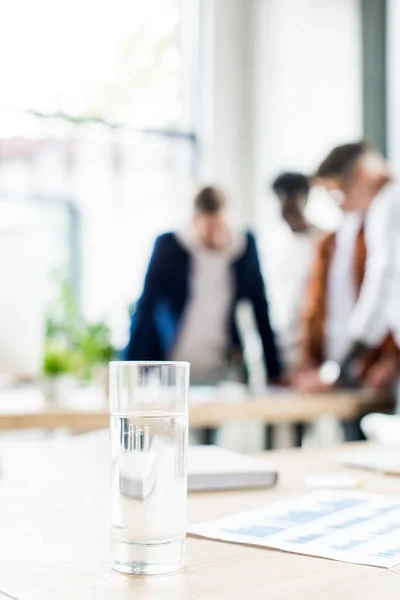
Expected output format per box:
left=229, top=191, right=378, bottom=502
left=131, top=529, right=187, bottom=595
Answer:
left=42, top=343, right=78, bottom=404
left=77, top=321, right=114, bottom=396
left=43, top=276, right=115, bottom=400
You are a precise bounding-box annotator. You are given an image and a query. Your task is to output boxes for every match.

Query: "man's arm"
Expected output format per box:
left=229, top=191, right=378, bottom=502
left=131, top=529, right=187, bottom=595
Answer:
left=246, top=233, right=282, bottom=381
left=338, top=193, right=397, bottom=380
left=349, top=193, right=395, bottom=345
left=123, top=235, right=167, bottom=360
left=300, top=234, right=333, bottom=369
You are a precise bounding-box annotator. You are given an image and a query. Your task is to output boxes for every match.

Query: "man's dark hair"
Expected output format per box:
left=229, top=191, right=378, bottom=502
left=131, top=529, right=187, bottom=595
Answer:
left=272, top=172, right=310, bottom=197
left=194, top=186, right=227, bottom=214
left=315, top=140, right=374, bottom=179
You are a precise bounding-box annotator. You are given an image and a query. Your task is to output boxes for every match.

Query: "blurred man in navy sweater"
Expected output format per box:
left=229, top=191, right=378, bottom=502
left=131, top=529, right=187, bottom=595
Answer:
left=124, top=186, right=282, bottom=386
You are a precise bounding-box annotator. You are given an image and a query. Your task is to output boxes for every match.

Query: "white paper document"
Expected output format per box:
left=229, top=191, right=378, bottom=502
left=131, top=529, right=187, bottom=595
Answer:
left=187, top=491, right=400, bottom=568
left=339, top=450, right=400, bottom=475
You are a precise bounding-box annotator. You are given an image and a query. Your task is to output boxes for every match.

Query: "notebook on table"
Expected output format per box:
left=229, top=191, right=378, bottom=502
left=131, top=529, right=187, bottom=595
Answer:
left=117, top=443, right=278, bottom=500
left=188, top=445, right=278, bottom=491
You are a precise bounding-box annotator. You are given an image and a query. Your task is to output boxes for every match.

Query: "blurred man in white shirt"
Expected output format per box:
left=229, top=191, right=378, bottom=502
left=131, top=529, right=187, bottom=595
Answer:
left=297, top=140, right=400, bottom=392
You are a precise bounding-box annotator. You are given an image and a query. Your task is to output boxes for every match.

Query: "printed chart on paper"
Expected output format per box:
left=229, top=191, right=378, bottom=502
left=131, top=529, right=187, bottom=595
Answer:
left=187, top=491, right=400, bottom=568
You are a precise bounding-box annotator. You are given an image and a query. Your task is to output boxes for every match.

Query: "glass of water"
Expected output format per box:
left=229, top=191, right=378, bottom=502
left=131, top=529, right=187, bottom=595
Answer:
left=109, top=361, right=190, bottom=575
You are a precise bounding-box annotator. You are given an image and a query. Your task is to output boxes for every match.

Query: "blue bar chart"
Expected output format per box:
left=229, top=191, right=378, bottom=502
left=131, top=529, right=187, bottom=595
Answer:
left=188, top=491, right=400, bottom=568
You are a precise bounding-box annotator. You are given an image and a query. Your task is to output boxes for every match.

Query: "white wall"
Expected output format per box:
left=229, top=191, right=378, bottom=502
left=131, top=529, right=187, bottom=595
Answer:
left=387, top=0, right=400, bottom=168
left=199, top=0, right=363, bottom=228
left=198, top=0, right=254, bottom=224
left=251, top=0, right=363, bottom=229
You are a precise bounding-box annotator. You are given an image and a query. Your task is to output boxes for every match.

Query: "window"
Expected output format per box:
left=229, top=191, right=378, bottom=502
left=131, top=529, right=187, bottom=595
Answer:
left=0, top=0, right=193, bottom=128
left=0, top=0, right=198, bottom=345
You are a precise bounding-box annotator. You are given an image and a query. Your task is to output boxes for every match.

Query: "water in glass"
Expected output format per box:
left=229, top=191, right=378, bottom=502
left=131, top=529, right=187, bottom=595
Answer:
left=110, top=412, right=188, bottom=574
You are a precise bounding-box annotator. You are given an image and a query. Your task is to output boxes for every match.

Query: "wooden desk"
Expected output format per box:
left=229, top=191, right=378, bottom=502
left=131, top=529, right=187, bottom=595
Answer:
left=189, top=391, right=387, bottom=427
left=0, top=388, right=388, bottom=431
left=0, top=435, right=399, bottom=599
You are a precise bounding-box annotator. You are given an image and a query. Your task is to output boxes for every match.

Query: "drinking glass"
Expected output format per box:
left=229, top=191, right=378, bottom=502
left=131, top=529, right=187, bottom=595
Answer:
left=109, top=361, right=190, bottom=575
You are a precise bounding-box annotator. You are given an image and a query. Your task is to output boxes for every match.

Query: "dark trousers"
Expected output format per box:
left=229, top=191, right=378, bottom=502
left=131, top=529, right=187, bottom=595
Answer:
left=342, top=419, right=366, bottom=442
left=201, top=427, right=217, bottom=445
left=264, top=424, right=304, bottom=450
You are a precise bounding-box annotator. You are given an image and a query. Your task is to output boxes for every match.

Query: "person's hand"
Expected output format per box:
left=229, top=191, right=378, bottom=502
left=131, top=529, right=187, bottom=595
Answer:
left=269, top=376, right=290, bottom=389
left=292, top=368, right=333, bottom=393
left=364, top=357, right=399, bottom=392
left=290, top=362, right=314, bottom=387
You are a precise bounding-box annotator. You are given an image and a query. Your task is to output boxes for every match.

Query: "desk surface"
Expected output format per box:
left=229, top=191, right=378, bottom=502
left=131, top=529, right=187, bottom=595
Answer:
left=0, top=435, right=399, bottom=600
left=0, top=386, right=388, bottom=430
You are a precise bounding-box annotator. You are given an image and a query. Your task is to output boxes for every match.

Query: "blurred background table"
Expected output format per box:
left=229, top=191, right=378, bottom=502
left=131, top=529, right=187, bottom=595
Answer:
left=0, top=385, right=389, bottom=432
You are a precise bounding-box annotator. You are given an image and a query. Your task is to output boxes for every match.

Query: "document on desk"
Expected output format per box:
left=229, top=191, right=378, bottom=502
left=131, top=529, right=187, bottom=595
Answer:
left=187, top=491, right=400, bottom=568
